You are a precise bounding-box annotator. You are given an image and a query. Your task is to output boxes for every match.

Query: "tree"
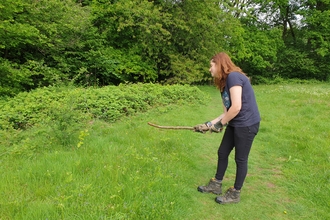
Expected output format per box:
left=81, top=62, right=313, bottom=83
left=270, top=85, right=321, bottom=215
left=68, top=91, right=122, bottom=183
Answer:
left=0, top=0, right=97, bottom=95
left=218, top=0, right=284, bottom=78
left=301, top=0, right=330, bottom=80
left=0, top=0, right=42, bottom=96
left=224, top=0, right=330, bottom=81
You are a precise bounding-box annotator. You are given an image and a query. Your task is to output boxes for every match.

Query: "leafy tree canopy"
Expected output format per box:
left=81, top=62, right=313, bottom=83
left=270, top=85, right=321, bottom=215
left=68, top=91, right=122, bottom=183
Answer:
left=0, top=0, right=329, bottom=96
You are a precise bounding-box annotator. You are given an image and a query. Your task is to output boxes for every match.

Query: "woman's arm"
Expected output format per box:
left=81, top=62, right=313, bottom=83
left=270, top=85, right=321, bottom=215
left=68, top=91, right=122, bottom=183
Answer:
left=221, top=85, right=242, bottom=124
left=211, top=85, right=242, bottom=125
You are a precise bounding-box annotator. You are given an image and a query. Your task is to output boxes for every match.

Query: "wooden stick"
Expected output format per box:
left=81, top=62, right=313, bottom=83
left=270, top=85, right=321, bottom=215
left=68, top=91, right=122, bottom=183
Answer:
left=147, top=122, right=194, bottom=130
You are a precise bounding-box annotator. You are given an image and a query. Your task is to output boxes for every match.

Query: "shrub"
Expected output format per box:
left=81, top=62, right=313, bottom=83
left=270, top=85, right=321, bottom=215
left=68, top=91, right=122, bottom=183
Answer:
left=0, top=83, right=207, bottom=131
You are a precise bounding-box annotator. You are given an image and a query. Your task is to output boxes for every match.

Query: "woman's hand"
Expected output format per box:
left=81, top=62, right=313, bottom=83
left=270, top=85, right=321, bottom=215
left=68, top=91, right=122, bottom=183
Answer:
left=193, top=122, right=211, bottom=133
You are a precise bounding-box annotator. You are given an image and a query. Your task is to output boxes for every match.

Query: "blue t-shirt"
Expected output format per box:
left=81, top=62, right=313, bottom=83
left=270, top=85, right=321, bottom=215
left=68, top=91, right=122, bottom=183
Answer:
left=222, top=72, right=260, bottom=127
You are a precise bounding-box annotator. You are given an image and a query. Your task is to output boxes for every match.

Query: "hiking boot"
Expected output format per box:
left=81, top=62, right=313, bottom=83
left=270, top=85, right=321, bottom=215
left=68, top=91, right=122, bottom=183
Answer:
left=197, top=178, right=222, bottom=195
left=215, top=186, right=240, bottom=204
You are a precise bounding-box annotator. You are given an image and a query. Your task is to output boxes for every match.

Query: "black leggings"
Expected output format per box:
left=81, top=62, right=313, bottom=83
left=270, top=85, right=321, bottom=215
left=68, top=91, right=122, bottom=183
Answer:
left=215, top=122, right=259, bottom=190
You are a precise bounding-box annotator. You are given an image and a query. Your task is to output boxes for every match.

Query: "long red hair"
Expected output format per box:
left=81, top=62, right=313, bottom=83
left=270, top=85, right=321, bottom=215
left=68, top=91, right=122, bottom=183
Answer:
left=211, top=52, right=246, bottom=92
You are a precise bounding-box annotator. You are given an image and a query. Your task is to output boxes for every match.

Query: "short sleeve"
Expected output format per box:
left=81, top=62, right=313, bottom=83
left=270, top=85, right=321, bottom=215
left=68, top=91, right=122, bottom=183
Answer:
left=226, top=72, right=245, bottom=89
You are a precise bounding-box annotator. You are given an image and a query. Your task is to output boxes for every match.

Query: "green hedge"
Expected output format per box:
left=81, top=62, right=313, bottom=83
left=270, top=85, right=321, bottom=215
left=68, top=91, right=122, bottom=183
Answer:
left=0, top=83, right=207, bottom=130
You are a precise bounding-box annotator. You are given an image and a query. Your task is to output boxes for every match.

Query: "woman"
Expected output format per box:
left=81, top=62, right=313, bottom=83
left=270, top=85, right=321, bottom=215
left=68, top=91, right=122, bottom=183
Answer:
left=194, top=52, right=260, bottom=204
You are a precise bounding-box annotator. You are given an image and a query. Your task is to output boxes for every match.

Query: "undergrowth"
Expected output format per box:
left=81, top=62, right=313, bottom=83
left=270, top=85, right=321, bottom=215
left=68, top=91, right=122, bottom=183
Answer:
left=0, top=83, right=207, bottom=157
left=0, top=83, right=206, bottom=131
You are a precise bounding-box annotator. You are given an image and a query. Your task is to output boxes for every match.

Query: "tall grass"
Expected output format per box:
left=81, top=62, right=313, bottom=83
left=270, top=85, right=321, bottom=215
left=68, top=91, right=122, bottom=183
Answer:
left=0, top=83, right=329, bottom=219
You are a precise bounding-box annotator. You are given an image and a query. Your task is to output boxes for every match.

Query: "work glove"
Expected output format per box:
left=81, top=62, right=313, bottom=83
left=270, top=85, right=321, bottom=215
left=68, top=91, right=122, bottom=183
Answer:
left=209, top=120, right=224, bottom=133
left=193, top=121, right=212, bottom=133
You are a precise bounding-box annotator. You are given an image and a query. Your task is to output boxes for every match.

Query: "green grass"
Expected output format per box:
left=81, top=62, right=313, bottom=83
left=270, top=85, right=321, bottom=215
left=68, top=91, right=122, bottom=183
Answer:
left=0, top=83, right=329, bottom=219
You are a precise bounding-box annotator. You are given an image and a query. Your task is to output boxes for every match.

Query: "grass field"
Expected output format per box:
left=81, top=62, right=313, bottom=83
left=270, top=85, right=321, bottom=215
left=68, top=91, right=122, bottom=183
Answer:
left=0, top=83, right=329, bottom=219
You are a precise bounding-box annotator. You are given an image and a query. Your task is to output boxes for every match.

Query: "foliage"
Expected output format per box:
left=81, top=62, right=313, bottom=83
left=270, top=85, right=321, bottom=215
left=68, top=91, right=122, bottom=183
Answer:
left=0, top=83, right=207, bottom=131
left=76, top=47, right=157, bottom=86
left=238, top=27, right=283, bottom=77
left=160, top=1, right=243, bottom=83
left=0, top=0, right=44, bottom=96
left=0, top=0, right=97, bottom=95
left=276, top=47, right=320, bottom=79
left=1, top=0, right=329, bottom=96
left=90, top=0, right=233, bottom=84
left=298, top=0, right=330, bottom=81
